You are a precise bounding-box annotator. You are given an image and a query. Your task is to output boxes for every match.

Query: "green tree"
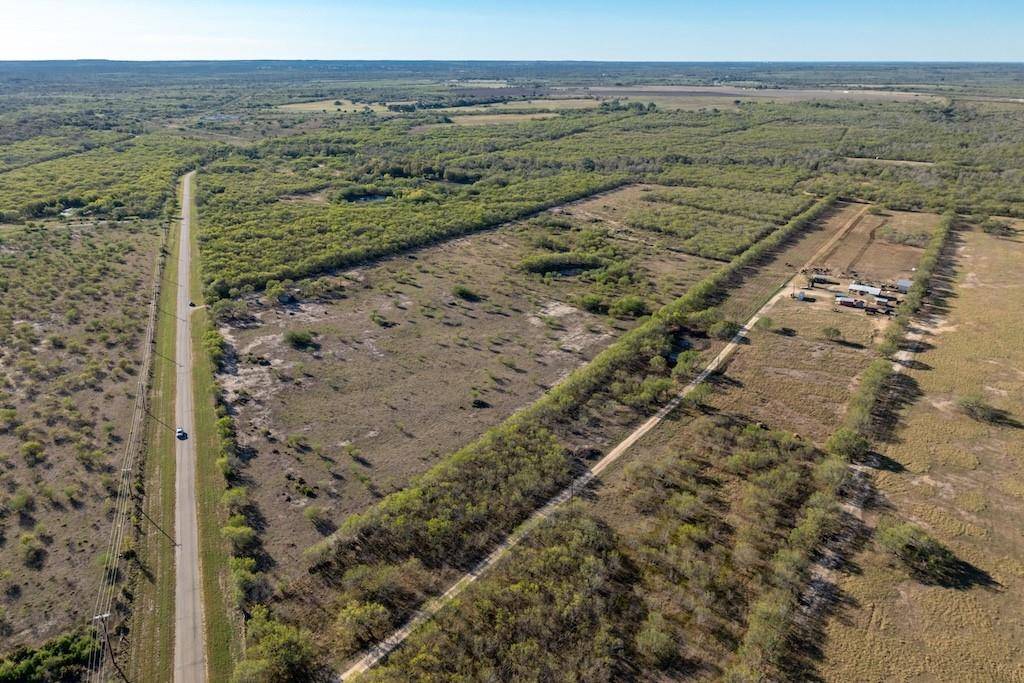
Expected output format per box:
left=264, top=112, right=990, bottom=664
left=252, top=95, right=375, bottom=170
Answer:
left=821, top=326, right=842, bottom=342
left=826, top=427, right=870, bottom=460
left=233, top=606, right=319, bottom=683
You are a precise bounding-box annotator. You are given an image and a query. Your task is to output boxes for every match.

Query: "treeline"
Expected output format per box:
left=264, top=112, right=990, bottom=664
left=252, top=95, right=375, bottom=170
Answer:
left=640, top=186, right=814, bottom=223
left=362, top=508, right=639, bottom=682
left=362, top=419, right=837, bottom=681
left=0, top=629, right=97, bottom=682
left=878, top=212, right=957, bottom=357
left=0, top=135, right=216, bottom=221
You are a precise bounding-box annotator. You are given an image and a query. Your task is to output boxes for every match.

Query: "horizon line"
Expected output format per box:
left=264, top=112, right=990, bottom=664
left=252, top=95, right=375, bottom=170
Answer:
left=2, top=58, right=1023, bottom=65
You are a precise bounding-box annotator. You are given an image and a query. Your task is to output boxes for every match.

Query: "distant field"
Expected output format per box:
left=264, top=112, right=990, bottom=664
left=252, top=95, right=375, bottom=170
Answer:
left=820, top=223, right=1024, bottom=681
left=435, top=98, right=600, bottom=113
left=277, top=98, right=389, bottom=113
left=450, top=112, right=560, bottom=124
left=425, top=112, right=562, bottom=128
left=562, top=84, right=945, bottom=104
left=844, top=156, right=937, bottom=168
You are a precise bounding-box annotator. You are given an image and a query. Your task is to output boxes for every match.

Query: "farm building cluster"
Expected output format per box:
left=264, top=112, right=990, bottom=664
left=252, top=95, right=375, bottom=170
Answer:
left=795, top=268, right=913, bottom=317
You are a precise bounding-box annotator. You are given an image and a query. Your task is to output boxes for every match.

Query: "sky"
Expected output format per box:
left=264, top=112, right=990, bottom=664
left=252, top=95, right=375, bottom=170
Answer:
left=1, top=0, right=1022, bottom=62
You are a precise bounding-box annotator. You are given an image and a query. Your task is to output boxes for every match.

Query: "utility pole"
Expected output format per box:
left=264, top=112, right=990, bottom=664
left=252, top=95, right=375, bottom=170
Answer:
left=92, top=613, right=129, bottom=683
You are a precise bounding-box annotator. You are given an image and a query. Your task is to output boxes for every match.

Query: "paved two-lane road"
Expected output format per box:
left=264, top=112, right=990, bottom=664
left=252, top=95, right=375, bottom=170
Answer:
left=173, top=171, right=207, bottom=683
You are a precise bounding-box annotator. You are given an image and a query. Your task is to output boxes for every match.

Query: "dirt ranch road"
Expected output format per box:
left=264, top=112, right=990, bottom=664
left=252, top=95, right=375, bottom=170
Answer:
left=339, top=201, right=866, bottom=680
left=173, top=171, right=208, bottom=683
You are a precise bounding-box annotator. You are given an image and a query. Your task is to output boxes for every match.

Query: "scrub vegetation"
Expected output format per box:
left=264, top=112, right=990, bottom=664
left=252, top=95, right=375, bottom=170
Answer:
left=2, top=61, right=1024, bottom=682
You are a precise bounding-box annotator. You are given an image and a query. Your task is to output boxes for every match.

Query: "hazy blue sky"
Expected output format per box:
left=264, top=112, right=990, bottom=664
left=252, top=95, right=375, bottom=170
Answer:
left=1, top=0, right=1021, bottom=61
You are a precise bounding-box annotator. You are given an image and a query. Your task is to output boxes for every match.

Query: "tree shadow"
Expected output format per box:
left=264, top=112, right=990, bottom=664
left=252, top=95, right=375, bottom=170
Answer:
left=872, top=372, right=923, bottom=444
left=783, top=508, right=870, bottom=680
left=857, top=450, right=906, bottom=473
left=892, top=540, right=1002, bottom=591
left=893, top=356, right=931, bottom=371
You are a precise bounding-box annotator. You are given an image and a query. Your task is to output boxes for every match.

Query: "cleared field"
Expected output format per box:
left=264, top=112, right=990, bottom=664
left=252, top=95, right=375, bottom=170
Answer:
left=844, top=156, right=936, bottom=168
left=277, top=98, right=389, bottom=113
left=0, top=219, right=161, bottom=648
left=717, top=202, right=866, bottom=321
left=561, top=84, right=945, bottom=104
left=567, top=183, right=815, bottom=261
left=448, top=112, right=560, bottom=125
left=813, top=207, right=931, bottom=283
left=434, top=98, right=599, bottom=113
left=820, top=224, right=1024, bottom=681
left=216, top=209, right=719, bottom=582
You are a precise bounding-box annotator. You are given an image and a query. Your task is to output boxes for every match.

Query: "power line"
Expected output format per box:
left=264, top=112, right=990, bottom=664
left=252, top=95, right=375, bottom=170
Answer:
left=87, top=205, right=169, bottom=682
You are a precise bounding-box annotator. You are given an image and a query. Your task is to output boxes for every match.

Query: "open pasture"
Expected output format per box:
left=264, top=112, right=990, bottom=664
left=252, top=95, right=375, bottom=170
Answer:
left=562, top=84, right=945, bottom=105
left=820, top=223, right=1024, bottom=682
left=277, top=98, right=390, bottom=113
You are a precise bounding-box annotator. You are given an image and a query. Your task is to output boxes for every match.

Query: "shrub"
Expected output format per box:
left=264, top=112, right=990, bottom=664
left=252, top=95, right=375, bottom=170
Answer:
left=304, top=504, right=332, bottom=531
left=635, top=612, right=676, bottom=668
left=821, top=326, right=842, bottom=342
left=203, top=328, right=228, bottom=369
left=221, top=516, right=257, bottom=553
left=609, top=295, right=649, bottom=318
left=221, top=486, right=250, bottom=513
left=8, top=490, right=34, bottom=515
left=232, top=606, right=319, bottom=683
left=710, top=319, right=742, bottom=340
left=228, top=556, right=266, bottom=609
left=957, top=394, right=1000, bottom=423
left=519, top=251, right=606, bottom=274
left=0, top=629, right=98, bottom=681
left=19, top=533, right=45, bottom=568
left=980, top=219, right=1014, bottom=237
left=578, top=293, right=606, bottom=314
left=671, top=348, right=702, bottom=382
left=876, top=516, right=961, bottom=584
left=20, top=441, right=45, bottom=466
left=335, top=601, right=391, bottom=651
left=0, top=408, right=17, bottom=433
left=283, top=330, right=315, bottom=350
left=451, top=285, right=481, bottom=302
left=826, top=427, right=870, bottom=460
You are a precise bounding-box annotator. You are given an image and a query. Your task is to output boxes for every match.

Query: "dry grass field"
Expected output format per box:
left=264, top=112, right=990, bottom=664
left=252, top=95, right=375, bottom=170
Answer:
left=277, top=98, right=389, bottom=113
left=558, top=85, right=944, bottom=107
left=815, top=207, right=929, bottom=284
left=447, top=112, right=561, bottom=125
left=819, top=224, right=1024, bottom=682
left=216, top=204, right=720, bottom=581
left=0, top=219, right=161, bottom=648
left=717, top=202, right=866, bottom=322
left=434, top=98, right=600, bottom=114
